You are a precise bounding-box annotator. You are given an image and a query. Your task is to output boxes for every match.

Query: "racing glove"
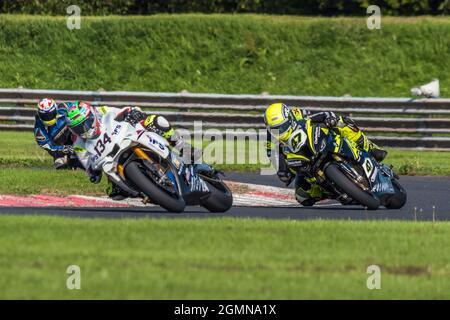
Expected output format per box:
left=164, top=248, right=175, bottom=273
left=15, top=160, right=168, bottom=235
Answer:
left=124, top=107, right=146, bottom=125
left=61, top=145, right=74, bottom=155
left=323, top=111, right=339, bottom=128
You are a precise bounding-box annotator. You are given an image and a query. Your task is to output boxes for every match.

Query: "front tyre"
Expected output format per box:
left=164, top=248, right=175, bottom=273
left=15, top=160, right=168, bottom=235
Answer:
left=200, top=179, right=233, bottom=213
left=125, top=161, right=185, bottom=213
left=385, top=179, right=407, bottom=209
left=325, top=163, right=380, bottom=210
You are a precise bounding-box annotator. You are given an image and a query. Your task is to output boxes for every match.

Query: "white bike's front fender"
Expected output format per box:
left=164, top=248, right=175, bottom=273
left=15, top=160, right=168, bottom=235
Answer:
left=135, top=131, right=170, bottom=159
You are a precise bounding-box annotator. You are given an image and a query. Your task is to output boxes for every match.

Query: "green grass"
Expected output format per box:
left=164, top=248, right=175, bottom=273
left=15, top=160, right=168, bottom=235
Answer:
left=0, top=131, right=449, bottom=196
left=0, top=216, right=449, bottom=299
left=388, top=151, right=450, bottom=176
left=0, top=14, right=449, bottom=97
left=0, top=168, right=107, bottom=195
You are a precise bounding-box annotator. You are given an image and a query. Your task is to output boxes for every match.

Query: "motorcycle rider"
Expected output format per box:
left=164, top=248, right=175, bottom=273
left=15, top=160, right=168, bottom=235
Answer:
left=66, top=102, right=200, bottom=200
left=264, top=102, right=388, bottom=206
left=34, top=98, right=77, bottom=169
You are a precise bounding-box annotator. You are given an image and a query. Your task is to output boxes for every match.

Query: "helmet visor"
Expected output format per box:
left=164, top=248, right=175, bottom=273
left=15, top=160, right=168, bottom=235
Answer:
left=38, top=109, right=57, bottom=126
left=70, top=112, right=96, bottom=139
left=268, top=120, right=292, bottom=141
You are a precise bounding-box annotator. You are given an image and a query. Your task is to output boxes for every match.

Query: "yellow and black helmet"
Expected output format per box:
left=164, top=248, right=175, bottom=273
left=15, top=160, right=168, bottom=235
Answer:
left=264, top=103, right=298, bottom=142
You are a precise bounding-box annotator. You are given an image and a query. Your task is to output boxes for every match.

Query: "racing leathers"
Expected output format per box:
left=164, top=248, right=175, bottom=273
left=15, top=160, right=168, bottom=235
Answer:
left=266, top=107, right=387, bottom=206
left=73, top=106, right=197, bottom=199
left=34, top=102, right=75, bottom=169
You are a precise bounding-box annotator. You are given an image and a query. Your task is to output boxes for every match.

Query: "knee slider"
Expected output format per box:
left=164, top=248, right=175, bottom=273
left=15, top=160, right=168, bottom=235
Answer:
left=295, top=187, right=312, bottom=204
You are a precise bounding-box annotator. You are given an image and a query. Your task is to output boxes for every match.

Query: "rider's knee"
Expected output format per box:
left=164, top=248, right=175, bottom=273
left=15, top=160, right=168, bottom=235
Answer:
left=294, top=175, right=313, bottom=202
left=295, top=187, right=311, bottom=203
left=294, top=174, right=313, bottom=190
left=294, top=175, right=323, bottom=205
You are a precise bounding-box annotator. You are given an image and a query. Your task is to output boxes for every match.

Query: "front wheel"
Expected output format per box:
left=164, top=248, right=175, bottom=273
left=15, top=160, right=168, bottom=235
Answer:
left=325, top=163, right=380, bottom=210
left=385, top=179, right=407, bottom=209
left=124, top=161, right=185, bottom=213
left=200, top=178, right=233, bottom=213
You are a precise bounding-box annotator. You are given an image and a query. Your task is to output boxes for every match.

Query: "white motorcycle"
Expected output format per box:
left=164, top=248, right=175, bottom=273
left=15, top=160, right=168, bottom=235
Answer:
left=83, top=112, right=233, bottom=213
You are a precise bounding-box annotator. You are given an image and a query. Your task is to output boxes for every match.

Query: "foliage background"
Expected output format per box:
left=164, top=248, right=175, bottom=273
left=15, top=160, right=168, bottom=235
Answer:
left=0, top=0, right=449, bottom=15
left=0, top=15, right=448, bottom=97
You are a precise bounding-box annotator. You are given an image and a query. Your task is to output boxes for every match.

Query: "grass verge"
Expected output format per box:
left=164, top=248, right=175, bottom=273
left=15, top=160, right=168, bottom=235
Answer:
left=0, top=14, right=449, bottom=97
left=0, top=216, right=449, bottom=299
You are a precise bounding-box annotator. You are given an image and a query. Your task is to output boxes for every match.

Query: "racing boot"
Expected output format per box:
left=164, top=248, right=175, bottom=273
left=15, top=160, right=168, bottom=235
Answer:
left=339, top=116, right=387, bottom=162
left=354, top=133, right=387, bottom=162
left=53, top=156, right=68, bottom=170
left=67, top=154, right=84, bottom=170
left=368, top=140, right=388, bottom=162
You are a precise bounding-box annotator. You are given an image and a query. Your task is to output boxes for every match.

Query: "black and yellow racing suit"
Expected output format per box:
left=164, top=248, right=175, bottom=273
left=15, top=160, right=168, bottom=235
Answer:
left=266, top=107, right=383, bottom=206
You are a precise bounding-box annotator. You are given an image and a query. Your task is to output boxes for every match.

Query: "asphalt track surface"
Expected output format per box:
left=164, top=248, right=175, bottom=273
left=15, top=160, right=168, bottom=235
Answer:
left=0, top=173, right=449, bottom=220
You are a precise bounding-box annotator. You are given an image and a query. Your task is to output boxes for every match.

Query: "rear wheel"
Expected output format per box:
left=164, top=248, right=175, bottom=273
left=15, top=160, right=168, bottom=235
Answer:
left=385, top=179, right=407, bottom=209
left=200, top=178, right=233, bottom=213
left=124, top=161, right=185, bottom=213
left=325, top=163, right=380, bottom=210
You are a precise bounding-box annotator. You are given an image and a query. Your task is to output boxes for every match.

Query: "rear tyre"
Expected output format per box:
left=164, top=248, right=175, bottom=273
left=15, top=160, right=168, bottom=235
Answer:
left=385, top=179, right=407, bottom=209
left=325, top=163, right=380, bottom=210
left=200, top=179, right=233, bottom=213
left=125, top=161, right=185, bottom=213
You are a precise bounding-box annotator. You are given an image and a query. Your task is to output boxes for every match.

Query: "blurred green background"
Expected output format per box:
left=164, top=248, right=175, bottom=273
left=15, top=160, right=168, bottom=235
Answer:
left=0, top=14, right=448, bottom=97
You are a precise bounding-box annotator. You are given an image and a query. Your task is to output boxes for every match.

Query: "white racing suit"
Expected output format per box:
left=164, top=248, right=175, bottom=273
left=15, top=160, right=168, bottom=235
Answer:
left=72, top=106, right=196, bottom=199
